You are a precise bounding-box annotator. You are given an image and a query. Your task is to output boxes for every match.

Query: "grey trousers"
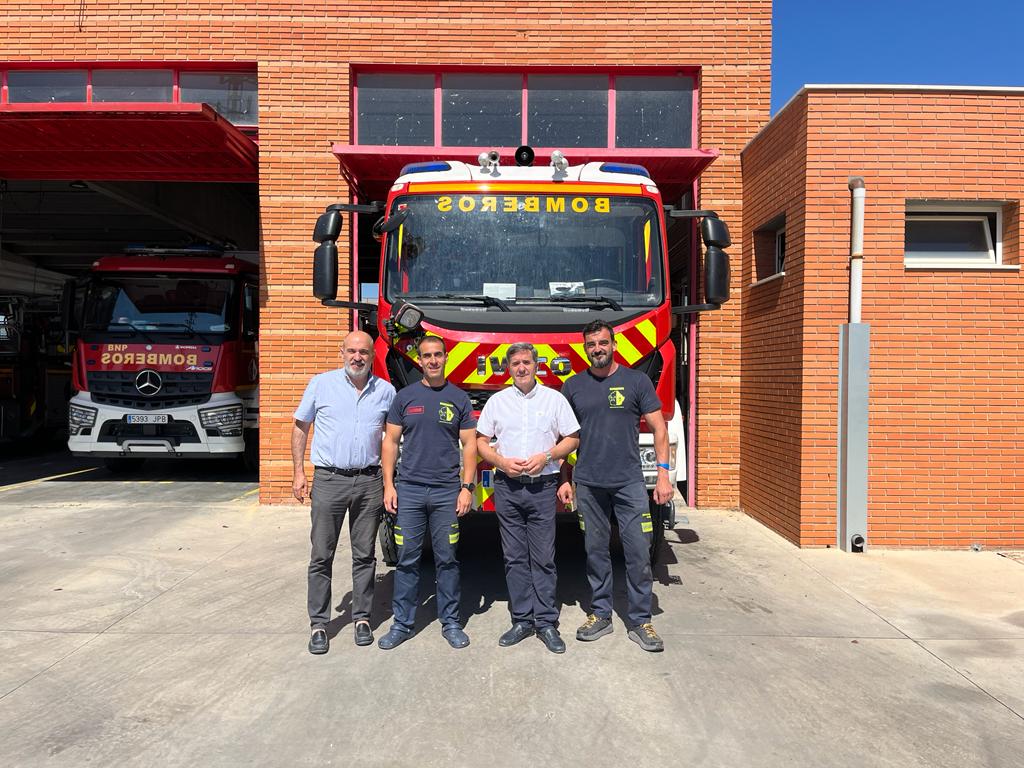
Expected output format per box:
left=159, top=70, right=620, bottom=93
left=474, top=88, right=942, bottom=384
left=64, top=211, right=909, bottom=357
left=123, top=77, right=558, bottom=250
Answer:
left=576, top=481, right=653, bottom=627
left=308, top=467, right=383, bottom=628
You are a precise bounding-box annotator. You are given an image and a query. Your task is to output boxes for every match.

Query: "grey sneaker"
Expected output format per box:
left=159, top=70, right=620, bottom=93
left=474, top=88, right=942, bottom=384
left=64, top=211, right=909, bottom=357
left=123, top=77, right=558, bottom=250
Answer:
left=627, top=623, right=664, bottom=652
left=576, top=614, right=613, bottom=642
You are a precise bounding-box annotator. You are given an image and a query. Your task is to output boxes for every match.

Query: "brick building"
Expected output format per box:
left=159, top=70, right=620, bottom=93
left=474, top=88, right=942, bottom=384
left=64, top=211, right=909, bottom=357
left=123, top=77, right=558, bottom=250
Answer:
left=1, top=6, right=1020, bottom=547
left=742, top=85, right=1024, bottom=548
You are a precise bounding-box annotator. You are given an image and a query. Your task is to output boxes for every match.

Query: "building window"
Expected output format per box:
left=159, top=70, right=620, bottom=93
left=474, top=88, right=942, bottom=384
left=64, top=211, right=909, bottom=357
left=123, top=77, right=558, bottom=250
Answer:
left=614, top=75, right=694, bottom=148
left=527, top=74, right=608, bottom=147
left=754, top=214, right=786, bottom=281
left=353, top=68, right=695, bottom=149
left=179, top=72, right=258, bottom=126
left=441, top=73, right=522, bottom=147
left=357, top=73, right=434, bottom=146
left=92, top=69, right=174, bottom=102
left=8, top=70, right=87, bottom=103
left=904, top=202, right=1002, bottom=268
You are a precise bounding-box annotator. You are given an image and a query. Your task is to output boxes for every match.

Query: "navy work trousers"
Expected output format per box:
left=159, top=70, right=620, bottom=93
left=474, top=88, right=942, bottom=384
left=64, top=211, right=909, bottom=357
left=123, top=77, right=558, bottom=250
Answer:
left=391, top=480, right=462, bottom=632
left=493, top=473, right=560, bottom=629
left=576, top=480, right=653, bottom=627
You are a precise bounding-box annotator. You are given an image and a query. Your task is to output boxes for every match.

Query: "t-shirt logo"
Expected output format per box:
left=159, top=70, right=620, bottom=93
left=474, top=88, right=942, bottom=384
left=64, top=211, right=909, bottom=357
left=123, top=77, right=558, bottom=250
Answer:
left=438, top=402, right=456, bottom=424
left=608, top=387, right=626, bottom=409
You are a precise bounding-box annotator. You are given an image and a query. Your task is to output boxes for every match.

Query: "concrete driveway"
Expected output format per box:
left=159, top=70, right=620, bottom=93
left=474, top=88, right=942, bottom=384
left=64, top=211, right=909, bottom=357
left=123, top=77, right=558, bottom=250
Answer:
left=1, top=467, right=1023, bottom=767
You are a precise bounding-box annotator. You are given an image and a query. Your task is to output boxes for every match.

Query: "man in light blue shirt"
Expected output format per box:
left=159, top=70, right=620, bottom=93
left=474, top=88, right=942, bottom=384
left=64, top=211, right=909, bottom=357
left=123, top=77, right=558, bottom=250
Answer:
left=292, top=330, right=395, bottom=654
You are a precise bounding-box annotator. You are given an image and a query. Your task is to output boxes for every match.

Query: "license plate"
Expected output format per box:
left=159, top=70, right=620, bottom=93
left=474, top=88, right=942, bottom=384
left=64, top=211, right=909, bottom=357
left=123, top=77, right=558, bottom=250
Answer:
left=126, top=414, right=168, bottom=424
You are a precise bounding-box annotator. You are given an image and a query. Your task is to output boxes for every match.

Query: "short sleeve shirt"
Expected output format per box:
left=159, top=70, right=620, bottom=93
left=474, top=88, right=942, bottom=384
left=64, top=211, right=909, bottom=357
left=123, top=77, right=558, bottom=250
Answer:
left=561, top=366, right=662, bottom=488
left=386, top=380, right=476, bottom=486
left=293, top=371, right=395, bottom=469
left=476, top=383, right=580, bottom=477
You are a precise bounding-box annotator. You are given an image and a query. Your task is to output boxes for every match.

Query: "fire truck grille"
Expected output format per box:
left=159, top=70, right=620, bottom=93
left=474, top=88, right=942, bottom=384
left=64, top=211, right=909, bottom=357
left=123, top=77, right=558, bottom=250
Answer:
left=467, top=390, right=495, bottom=410
left=88, top=371, right=214, bottom=410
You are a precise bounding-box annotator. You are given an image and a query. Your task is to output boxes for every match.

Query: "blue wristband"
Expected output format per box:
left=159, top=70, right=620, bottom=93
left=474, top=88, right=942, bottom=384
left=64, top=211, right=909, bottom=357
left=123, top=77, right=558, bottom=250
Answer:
left=656, top=462, right=670, bottom=470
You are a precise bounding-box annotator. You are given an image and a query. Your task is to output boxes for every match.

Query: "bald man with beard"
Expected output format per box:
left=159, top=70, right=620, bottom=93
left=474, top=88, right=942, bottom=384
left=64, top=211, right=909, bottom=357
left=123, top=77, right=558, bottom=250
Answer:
left=292, top=330, right=396, bottom=654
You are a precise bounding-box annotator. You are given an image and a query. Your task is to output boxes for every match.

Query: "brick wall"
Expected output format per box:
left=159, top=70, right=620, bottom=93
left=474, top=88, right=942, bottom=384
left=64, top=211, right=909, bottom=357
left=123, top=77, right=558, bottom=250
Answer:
left=1, top=1, right=772, bottom=505
left=744, top=88, right=1024, bottom=548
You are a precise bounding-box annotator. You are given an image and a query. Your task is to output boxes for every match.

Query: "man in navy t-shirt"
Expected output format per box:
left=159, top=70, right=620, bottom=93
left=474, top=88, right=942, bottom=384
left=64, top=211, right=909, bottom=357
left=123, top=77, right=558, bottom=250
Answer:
left=560, top=320, right=674, bottom=652
left=378, top=335, right=478, bottom=650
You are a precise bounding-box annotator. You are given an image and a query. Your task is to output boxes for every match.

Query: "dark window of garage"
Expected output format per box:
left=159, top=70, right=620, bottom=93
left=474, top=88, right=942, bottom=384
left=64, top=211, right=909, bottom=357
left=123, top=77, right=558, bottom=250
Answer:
left=357, top=73, right=434, bottom=146
left=92, top=69, right=174, bottom=102
left=527, top=74, right=608, bottom=147
left=354, top=68, right=696, bottom=149
left=615, top=75, right=694, bottom=148
left=442, top=73, right=522, bottom=147
left=8, top=70, right=87, bottom=103
left=179, top=72, right=258, bottom=126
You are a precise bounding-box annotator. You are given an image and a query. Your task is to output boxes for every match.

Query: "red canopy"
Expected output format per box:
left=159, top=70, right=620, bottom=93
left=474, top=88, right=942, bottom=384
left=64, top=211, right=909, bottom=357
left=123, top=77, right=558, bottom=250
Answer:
left=0, top=103, right=258, bottom=182
left=332, top=144, right=718, bottom=201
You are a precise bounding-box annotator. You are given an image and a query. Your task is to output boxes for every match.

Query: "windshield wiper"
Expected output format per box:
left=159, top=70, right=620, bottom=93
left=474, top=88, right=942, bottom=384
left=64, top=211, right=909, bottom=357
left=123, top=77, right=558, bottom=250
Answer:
left=403, top=293, right=511, bottom=312
left=546, top=295, right=623, bottom=311
left=130, top=321, right=196, bottom=335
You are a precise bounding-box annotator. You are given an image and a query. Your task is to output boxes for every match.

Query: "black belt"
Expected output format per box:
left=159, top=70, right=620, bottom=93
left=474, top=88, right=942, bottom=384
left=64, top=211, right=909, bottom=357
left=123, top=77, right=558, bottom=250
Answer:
left=497, top=472, right=559, bottom=486
left=317, top=465, right=380, bottom=476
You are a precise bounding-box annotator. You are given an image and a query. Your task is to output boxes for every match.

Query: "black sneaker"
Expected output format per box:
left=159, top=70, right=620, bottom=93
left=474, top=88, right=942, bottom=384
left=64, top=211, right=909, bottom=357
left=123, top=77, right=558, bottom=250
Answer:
left=576, top=614, right=613, bottom=642
left=308, top=628, right=329, bottom=655
left=627, top=623, right=664, bottom=652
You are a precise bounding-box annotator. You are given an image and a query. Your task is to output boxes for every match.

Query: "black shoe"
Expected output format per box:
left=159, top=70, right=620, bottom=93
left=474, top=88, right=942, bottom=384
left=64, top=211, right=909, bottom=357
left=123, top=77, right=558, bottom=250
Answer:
left=308, top=628, right=329, bottom=655
left=378, top=626, right=412, bottom=650
left=354, top=622, right=373, bottom=646
left=442, top=626, right=470, bottom=649
left=537, top=626, right=566, bottom=654
left=498, top=621, right=535, bottom=647
left=576, top=614, right=613, bottom=642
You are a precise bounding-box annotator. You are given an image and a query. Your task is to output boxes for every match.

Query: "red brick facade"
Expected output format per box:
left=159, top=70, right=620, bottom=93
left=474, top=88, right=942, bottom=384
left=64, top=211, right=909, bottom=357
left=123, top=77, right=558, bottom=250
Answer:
left=1, top=2, right=770, bottom=506
left=742, top=87, right=1024, bottom=548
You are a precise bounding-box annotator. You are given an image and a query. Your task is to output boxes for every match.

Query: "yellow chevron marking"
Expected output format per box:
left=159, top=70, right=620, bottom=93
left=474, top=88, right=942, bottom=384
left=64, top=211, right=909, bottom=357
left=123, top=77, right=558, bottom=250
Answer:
left=636, top=318, right=657, bottom=348
left=444, top=341, right=477, bottom=377
left=615, top=333, right=642, bottom=364
left=570, top=342, right=588, bottom=366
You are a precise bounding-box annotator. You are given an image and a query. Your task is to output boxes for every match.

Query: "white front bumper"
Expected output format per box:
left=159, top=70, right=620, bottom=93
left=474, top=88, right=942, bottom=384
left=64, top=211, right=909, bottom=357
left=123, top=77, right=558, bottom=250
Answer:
left=68, top=392, right=245, bottom=458
left=640, top=399, right=686, bottom=488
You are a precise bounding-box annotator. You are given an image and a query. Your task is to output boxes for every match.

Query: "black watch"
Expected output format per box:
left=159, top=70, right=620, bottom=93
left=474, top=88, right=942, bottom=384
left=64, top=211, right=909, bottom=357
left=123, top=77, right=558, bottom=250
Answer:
left=461, top=482, right=476, bottom=493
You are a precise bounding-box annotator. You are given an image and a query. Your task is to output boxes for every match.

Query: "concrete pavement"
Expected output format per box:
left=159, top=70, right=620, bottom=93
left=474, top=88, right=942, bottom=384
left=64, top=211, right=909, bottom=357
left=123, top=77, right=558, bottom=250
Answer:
left=1, top=472, right=1023, bottom=767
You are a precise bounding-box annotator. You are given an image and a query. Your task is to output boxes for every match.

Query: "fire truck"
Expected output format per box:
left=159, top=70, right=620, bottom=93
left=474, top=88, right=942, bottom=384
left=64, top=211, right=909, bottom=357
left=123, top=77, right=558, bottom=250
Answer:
left=311, top=148, right=730, bottom=562
left=67, top=249, right=259, bottom=472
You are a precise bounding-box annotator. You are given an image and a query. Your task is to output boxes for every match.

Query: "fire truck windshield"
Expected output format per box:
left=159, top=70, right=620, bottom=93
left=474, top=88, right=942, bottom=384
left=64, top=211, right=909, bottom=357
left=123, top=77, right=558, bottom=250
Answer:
left=83, top=275, right=235, bottom=335
left=384, top=194, right=665, bottom=308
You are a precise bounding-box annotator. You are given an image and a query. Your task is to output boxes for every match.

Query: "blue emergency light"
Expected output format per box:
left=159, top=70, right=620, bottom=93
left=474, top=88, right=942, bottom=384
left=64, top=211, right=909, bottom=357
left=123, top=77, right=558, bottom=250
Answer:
left=599, top=163, right=651, bottom=178
left=399, top=161, right=452, bottom=176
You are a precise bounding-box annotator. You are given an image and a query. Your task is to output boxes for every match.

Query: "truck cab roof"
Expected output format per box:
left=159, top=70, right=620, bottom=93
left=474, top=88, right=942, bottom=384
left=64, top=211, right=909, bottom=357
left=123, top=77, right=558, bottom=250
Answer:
left=394, top=159, right=657, bottom=189
left=91, top=254, right=258, bottom=275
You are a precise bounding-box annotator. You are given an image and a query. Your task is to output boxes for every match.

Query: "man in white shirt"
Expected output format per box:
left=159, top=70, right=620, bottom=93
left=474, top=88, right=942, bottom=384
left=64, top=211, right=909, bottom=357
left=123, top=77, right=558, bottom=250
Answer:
left=476, top=342, right=580, bottom=653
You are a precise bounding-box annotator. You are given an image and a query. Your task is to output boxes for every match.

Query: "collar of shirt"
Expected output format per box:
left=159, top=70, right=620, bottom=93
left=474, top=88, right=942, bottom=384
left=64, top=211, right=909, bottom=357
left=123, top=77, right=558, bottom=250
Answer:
left=512, top=381, right=542, bottom=399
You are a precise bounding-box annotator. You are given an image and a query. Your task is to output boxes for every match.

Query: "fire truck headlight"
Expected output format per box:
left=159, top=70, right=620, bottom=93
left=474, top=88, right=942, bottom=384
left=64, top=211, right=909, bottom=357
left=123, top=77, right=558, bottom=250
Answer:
left=199, top=404, right=243, bottom=437
left=69, top=403, right=97, bottom=435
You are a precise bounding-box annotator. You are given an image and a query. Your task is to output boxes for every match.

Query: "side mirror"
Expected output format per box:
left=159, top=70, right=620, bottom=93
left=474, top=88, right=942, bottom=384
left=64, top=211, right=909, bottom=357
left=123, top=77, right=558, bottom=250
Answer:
left=313, top=242, right=338, bottom=301
left=312, top=211, right=342, bottom=244
left=380, top=207, right=409, bottom=234
left=704, top=246, right=730, bottom=305
left=390, top=300, right=424, bottom=332
left=701, top=217, right=731, bottom=249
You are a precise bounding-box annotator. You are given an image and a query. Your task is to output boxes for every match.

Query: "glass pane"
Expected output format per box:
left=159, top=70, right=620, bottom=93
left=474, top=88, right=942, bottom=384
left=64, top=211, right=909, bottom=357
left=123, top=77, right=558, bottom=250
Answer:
left=442, top=74, right=521, bottom=147
left=527, top=74, right=608, bottom=147
left=8, top=70, right=87, bottom=103
left=179, top=72, right=258, bottom=125
left=905, top=217, right=993, bottom=261
left=92, top=69, right=173, bottom=102
left=357, top=73, right=434, bottom=146
left=615, top=75, right=694, bottom=148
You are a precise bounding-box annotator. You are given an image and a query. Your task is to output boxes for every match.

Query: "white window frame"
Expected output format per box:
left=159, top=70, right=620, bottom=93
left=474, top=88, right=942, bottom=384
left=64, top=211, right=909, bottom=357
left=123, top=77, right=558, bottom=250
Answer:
left=904, top=201, right=1006, bottom=269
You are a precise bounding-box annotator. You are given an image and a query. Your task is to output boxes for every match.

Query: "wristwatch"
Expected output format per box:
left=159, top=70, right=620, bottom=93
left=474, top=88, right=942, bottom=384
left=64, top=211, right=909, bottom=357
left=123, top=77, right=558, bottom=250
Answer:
left=545, top=451, right=553, bottom=463
left=461, top=482, right=476, bottom=492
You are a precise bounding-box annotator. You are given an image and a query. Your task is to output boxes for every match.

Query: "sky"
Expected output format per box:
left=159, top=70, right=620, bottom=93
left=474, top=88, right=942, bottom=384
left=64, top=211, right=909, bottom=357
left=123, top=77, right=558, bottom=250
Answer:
left=772, top=1, right=1024, bottom=113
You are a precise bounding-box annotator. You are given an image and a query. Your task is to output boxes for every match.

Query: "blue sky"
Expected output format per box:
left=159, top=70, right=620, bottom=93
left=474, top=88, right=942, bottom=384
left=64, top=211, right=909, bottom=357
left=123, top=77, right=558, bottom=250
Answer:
left=772, top=1, right=1024, bottom=113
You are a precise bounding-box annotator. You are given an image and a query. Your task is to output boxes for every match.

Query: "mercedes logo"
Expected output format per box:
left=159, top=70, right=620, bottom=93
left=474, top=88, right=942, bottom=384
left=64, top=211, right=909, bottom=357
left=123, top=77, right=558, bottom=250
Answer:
left=135, top=369, right=163, bottom=396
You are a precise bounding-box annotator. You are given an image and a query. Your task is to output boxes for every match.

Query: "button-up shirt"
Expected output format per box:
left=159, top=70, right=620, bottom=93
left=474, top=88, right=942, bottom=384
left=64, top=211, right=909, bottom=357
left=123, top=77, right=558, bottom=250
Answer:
left=294, top=370, right=396, bottom=469
left=476, top=382, right=580, bottom=477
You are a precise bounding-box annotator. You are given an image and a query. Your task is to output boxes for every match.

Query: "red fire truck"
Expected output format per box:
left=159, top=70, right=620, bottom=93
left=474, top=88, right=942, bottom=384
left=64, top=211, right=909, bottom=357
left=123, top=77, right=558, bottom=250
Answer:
left=312, top=148, right=730, bottom=562
left=67, top=249, right=259, bottom=472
